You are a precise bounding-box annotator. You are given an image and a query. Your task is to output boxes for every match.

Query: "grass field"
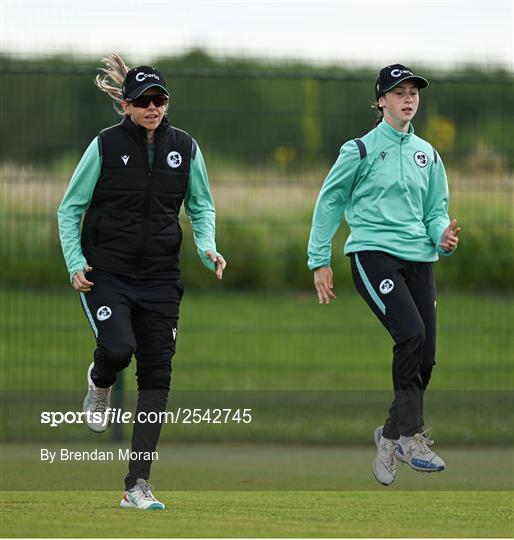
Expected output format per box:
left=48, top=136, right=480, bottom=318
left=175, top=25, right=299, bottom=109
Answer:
left=1, top=489, right=512, bottom=538
left=1, top=443, right=513, bottom=537
left=2, top=289, right=513, bottom=391
left=1, top=289, right=513, bottom=537
left=1, top=289, right=513, bottom=444
left=2, top=442, right=513, bottom=491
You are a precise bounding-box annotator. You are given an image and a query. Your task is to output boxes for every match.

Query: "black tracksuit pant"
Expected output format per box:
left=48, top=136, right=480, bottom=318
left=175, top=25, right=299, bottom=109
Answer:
left=350, top=251, right=437, bottom=438
left=80, top=269, right=183, bottom=490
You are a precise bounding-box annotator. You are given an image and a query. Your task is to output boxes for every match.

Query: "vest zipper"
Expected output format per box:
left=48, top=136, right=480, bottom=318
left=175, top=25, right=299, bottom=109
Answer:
left=133, top=136, right=154, bottom=277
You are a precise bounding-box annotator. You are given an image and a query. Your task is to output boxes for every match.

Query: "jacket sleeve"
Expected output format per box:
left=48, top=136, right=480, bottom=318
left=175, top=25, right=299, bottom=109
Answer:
left=57, top=137, right=102, bottom=283
left=184, top=141, right=221, bottom=272
left=424, top=150, right=452, bottom=256
left=307, top=140, right=362, bottom=270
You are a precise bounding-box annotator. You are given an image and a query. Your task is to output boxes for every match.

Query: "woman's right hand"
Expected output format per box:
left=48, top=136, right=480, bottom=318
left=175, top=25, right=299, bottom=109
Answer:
left=205, top=250, right=226, bottom=280
left=73, top=265, right=94, bottom=292
left=314, top=266, right=336, bottom=304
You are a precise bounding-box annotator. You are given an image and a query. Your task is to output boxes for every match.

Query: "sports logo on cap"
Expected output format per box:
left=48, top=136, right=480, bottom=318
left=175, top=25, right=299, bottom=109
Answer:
left=135, top=72, right=160, bottom=82
left=391, top=68, right=413, bottom=78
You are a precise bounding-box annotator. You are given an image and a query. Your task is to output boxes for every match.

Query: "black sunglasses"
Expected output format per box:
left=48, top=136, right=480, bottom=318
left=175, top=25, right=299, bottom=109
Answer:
left=128, top=94, right=169, bottom=108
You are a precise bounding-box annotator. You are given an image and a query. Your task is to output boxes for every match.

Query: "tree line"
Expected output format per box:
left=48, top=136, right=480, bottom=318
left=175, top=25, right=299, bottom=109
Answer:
left=1, top=50, right=513, bottom=173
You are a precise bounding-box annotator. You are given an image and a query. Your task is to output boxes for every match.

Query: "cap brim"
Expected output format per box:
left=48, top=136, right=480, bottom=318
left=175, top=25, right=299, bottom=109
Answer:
left=382, top=75, right=429, bottom=94
left=128, top=83, right=169, bottom=100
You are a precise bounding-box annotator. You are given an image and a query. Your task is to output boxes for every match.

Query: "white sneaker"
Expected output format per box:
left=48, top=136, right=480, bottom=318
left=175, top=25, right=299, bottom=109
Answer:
left=120, top=478, right=165, bottom=510
left=395, top=429, right=432, bottom=464
left=82, top=362, right=111, bottom=433
left=372, top=425, right=397, bottom=486
left=398, top=430, right=445, bottom=472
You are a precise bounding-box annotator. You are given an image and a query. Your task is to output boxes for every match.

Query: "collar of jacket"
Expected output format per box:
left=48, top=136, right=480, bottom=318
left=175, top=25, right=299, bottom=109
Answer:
left=377, top=119, right=414, bottom=143
left=120, top=115, right=170, bottom=142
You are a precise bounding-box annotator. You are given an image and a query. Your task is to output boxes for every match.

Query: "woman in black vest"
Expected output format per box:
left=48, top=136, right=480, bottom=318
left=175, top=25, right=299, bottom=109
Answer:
left=58, top=54, right=226, bottom=509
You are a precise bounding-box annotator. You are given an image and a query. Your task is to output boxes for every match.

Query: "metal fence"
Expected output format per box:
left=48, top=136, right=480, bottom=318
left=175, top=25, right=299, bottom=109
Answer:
left=1, top=57, right=513, bottom=442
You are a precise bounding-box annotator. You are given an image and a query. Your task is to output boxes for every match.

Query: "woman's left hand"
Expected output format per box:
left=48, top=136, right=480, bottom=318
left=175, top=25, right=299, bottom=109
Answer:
left=439, top=218, right=461, bottom=252
left=206, top=250, right=226, bottom=280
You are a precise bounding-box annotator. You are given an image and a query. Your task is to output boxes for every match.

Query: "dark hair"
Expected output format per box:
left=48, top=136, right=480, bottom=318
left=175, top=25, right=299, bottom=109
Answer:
left=371, top=101, right=384, bottom=127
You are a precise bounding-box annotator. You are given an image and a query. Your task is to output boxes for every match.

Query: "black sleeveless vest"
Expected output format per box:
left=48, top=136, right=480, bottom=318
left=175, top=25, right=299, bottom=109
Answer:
left=81, top=116, right=193, bottom=278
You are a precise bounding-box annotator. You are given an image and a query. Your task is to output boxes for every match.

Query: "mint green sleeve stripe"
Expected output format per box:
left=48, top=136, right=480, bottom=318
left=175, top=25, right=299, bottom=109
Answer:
left=424, top=151, right=452, bottom=256
left=57, top=137, right=102, bottom=283
left=184, top=142, right=219, bottom=272
left=307, top=141, right=362, bottom=270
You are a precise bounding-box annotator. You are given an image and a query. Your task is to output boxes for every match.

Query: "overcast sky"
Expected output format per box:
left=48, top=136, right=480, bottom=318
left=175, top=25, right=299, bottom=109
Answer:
left=1, top=0, right=513, bottom=70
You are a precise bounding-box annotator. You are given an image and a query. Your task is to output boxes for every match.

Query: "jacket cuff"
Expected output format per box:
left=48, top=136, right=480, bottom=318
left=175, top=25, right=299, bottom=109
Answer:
left=199, top=249, right=220, bottom=272
left=307, top=258, right=330, bottom=271
left=437, top=245, right=454, bottom=257
left=68, top=258, right=88, bottom=284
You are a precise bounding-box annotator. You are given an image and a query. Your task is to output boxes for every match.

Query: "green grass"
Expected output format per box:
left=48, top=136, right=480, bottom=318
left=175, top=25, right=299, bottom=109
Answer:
left=1, top=289, right=513, bottom=444
left=2, top=442, right=513, bottom=491
left=1, top=289, right=513, bottom=391
left=1, top=443, right=513, bottom=537
left=1, top=290, right=513, bottom=537
left=2, top=440, right=513, bottom=537
left=1, top=489, right=512, bottom=537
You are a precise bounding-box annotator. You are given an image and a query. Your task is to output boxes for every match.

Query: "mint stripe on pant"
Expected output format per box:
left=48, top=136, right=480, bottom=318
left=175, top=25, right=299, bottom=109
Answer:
left=80, top=269, right=183, bottom=490
left=350, top=250, right=437, bottom=438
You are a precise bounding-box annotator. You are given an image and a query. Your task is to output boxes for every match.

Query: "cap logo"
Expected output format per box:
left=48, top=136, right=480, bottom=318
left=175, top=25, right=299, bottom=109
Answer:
left=135, top=71, right=160, bottom=82
left=391, top=68, right=413, bottom=78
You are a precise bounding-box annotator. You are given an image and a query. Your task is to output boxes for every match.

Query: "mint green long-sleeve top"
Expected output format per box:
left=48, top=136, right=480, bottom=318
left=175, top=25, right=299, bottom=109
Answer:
left=308, top=119, right=452, bottom=270
left=57, top=136, right=221, bottom=282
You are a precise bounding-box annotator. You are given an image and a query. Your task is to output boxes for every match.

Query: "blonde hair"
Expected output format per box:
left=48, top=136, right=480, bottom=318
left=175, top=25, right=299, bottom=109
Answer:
left=94, top=53, right=131, bottom=116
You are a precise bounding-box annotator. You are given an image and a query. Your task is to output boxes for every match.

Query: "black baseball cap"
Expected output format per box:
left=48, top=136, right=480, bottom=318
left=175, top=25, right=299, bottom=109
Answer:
left=122, top=65, right=169, bottom=100
left=375, top=64, right=429, bottom=100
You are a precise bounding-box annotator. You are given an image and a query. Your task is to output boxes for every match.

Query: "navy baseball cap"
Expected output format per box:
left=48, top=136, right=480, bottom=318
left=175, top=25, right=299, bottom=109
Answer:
left=122, top=66, right=169, bottom=100
left=375, top=64, right=429, bottom=100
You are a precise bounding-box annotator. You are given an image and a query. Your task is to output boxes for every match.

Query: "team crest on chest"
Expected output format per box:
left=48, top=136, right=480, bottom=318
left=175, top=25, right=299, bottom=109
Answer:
left=414, top=151, right=428, bottom=168
left=167, top=151, right=182, bottom=168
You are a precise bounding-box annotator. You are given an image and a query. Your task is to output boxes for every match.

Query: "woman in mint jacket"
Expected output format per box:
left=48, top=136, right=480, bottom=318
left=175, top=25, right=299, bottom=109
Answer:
left=308, top=64, right=460, bottom=486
